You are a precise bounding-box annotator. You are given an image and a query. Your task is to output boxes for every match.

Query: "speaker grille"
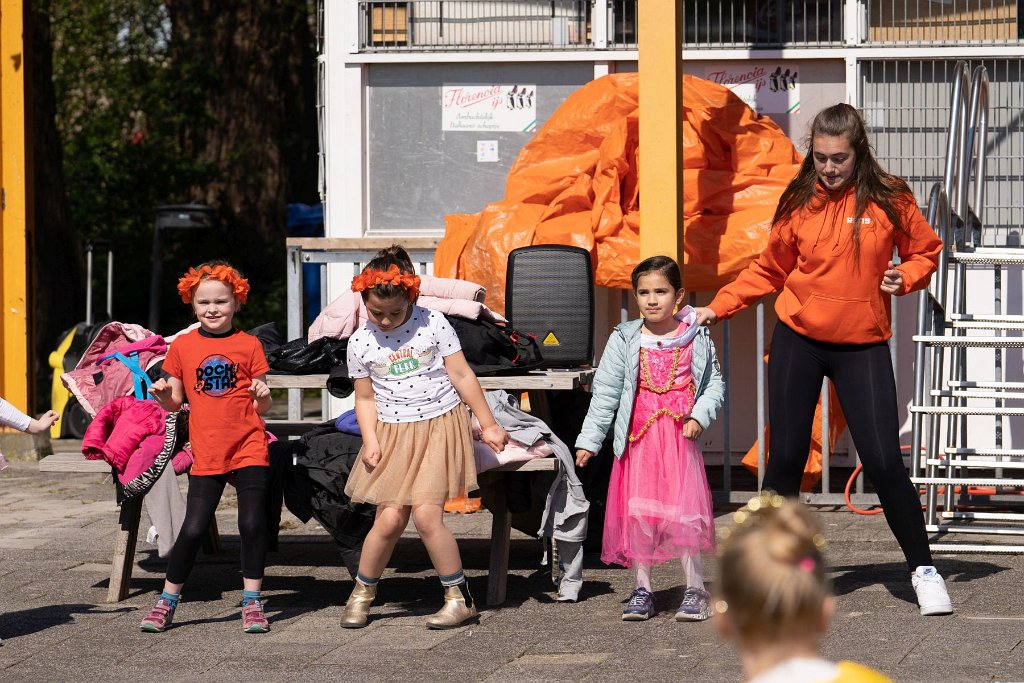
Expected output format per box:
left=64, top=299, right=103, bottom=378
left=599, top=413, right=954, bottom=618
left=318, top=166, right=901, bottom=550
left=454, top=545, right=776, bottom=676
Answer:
left=506, top=246, right=594, bottom=367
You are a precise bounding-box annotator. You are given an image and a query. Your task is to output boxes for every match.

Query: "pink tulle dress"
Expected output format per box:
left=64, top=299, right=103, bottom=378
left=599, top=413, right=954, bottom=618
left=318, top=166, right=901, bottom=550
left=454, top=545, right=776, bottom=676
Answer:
left=601, top=323, right=716, bottom=568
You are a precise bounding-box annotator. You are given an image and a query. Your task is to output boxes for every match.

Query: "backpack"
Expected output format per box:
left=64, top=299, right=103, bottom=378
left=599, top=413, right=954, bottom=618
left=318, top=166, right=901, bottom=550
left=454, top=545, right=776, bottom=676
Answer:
left=444, top=315, right=544, bottom=376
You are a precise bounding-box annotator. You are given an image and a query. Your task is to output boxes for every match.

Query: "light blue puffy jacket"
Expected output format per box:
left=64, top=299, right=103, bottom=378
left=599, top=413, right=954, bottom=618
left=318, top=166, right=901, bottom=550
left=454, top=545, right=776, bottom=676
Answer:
left=575, top=307, right=726, bottom=459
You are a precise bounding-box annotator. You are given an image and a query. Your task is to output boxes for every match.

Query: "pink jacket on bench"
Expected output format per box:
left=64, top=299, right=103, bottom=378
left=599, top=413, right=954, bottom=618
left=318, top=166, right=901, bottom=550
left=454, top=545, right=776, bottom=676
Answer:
left=307, top=274, right=504, bottom=342
left=81, top=397, right=167, bottom=478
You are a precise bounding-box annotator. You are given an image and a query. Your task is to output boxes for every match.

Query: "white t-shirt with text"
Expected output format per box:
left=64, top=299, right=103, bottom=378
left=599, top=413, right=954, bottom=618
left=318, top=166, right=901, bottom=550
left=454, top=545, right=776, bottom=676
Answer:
left=346, top=306, right=463, bottom=423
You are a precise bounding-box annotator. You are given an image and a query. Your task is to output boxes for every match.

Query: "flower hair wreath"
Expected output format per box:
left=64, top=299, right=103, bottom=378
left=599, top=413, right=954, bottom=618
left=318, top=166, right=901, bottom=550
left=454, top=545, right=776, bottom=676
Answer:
left=351, top=265, right=421, bottom=301
left=177, top=264, right=250, bottom=306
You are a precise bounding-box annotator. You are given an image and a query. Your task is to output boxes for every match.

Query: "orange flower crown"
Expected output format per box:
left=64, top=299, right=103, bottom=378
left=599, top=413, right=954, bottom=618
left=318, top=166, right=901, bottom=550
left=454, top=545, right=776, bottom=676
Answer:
left=351, top=265, right=421, bottom=301
left=177, top=264, right=250, bottom=306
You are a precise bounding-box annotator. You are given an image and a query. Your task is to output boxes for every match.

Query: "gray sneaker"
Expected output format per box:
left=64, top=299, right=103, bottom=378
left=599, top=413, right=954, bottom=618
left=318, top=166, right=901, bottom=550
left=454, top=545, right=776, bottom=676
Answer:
left=621, top=587, right=655, bottom=621
left=674, top=586, right=712, bottom=622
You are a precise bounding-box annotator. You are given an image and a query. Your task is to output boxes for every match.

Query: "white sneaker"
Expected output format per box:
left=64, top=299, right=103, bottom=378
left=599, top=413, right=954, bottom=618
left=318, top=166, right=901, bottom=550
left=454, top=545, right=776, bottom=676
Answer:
left=912, top=566, right=953, bottom=616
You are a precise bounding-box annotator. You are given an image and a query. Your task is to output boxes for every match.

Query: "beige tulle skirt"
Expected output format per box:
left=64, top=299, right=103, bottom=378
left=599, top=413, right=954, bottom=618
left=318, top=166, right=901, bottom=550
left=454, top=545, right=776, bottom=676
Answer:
left=345, top=404, right=478, bottom=506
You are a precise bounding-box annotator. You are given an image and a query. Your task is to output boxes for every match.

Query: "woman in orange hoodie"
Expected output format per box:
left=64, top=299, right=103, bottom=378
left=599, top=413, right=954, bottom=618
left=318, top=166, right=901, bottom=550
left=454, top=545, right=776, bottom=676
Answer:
left=694, top=103, right=953, bottom=617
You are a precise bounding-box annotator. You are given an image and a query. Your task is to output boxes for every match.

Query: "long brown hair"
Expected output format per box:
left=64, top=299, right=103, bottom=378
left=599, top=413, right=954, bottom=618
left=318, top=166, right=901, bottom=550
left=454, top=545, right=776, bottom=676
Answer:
left=773, top=103, right=912, bottom=252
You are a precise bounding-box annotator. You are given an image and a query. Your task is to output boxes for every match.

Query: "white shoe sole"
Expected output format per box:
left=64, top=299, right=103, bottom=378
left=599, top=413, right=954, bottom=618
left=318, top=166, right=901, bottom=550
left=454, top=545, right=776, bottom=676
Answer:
left=675, top=610, right=712, bottom=622
left=919, top=602, right=953, bottom=616
left=621, top=612, right=653, bottom=621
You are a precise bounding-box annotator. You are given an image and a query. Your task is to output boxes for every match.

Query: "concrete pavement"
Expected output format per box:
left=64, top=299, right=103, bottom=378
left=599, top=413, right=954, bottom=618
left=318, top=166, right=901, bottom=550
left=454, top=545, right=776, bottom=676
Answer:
left=1, top=457, right=1023, bottom=682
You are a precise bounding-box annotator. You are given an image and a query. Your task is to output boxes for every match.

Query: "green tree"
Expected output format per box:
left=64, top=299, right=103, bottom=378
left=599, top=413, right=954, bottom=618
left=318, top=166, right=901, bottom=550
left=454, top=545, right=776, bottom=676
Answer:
left=43, top=0, right=317, bottom=350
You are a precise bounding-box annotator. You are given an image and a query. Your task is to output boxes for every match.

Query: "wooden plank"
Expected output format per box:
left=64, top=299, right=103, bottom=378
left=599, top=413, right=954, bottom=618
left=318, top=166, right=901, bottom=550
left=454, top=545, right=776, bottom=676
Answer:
left=39, top=452, right=110, bottom=474
left=490, top=458, right=557, bottom=472
left=286, top=237, right=442, bottom=251
left=486, top=477, right=512, bottom=606
left=108, top=496, right=142, bottom=603
left=267, top=370, right=594, bottom=392
left=267, top=374, right=328, bottom=389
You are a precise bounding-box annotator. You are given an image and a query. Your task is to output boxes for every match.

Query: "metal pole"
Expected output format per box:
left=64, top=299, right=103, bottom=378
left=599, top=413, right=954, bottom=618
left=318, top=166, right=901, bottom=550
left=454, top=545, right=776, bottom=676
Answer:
left=148, top=227, right=163, bottom=332
left=107, top=250, right=114, bottom=319
left=85, top=244, right=94, bottom=325
left=723, top=318, right=731, bottom=495
left=756, top=302, right=766, bottom=491
left=287, top=245, right=304, bottom=421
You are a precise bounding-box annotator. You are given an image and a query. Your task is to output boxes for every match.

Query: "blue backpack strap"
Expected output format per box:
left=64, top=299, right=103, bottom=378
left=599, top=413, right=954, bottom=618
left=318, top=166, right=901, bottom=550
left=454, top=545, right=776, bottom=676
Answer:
left=99, top=351, right=153, bottom=400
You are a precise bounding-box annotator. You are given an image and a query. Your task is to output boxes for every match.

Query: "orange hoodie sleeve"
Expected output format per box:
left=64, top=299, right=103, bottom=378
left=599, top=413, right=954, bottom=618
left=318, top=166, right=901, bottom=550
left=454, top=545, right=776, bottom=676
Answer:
left=708, top=221, right=799, bottom=320
left=894, top=198, right=943, bottom=295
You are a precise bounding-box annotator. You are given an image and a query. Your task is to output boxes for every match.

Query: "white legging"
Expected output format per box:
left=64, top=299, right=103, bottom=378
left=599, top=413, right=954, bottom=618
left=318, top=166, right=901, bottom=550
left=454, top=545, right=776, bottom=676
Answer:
left=633, top=551, right=704, bottom=591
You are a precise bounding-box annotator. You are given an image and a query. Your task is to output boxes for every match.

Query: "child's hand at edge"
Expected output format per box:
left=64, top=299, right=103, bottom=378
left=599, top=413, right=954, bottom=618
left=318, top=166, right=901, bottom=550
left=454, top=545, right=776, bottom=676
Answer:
left=575, top=449, right=595, bottom=467
left=249, top=378, right=270, bottom=400
left=683, top=418, right=703, bottom=440
left=27, top=410, right=59, bottom=435
left=361, top=442, right=382, bottom=470
left=481, top=424, right=508, bottom=453
left=149, top=378, right=173, bottom=402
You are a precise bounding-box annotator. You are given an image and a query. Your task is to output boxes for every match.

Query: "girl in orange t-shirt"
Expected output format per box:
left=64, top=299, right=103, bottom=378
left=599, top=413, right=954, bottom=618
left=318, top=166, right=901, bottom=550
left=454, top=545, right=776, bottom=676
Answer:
left=139, top=261, right=273, bottom=634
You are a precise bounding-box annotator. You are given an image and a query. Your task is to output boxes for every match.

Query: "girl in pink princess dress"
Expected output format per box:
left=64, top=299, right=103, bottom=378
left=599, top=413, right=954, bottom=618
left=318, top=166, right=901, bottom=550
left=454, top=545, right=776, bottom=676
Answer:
left=576, top=256, right=725, bottom=622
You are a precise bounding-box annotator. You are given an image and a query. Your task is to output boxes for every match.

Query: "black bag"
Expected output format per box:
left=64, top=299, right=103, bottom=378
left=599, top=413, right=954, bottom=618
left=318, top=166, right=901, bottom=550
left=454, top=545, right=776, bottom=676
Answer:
left=444, top=315, right=544, bottom=376
left=267, top=336, right=347, bottom=375
left=246, top=322, right=285, bottom=358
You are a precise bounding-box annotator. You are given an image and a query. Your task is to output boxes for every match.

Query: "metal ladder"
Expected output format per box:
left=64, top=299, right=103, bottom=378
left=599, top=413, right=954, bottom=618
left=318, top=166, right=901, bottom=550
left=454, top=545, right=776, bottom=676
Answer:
left=910, top=61, right=1024, bottom=553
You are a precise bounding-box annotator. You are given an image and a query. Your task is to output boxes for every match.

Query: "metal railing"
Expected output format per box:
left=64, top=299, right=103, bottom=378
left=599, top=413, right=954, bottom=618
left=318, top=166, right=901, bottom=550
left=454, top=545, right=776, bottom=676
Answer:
left=684, top=0, right=844, bottom=47
left=359, top=0, right=593, bottom=51
left=867, top=0, right=1022, bottom=46
left=354, top=0, right=1022, bottom=51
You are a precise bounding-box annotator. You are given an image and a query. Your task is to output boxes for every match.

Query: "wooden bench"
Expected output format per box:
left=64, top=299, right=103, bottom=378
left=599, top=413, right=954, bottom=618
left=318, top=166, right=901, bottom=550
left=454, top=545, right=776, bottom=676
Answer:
left=478, top=457, right=559, bottom=605
left=40, top=450, right=558, bottom=606
left=39, top=452, right=219, bottom=603
left=267, top=369, right=589, bottom=605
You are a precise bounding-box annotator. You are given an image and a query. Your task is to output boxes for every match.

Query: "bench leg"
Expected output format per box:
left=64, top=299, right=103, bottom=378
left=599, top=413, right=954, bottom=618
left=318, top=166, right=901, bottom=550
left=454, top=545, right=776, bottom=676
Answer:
left=202, top=515, right=220, bottom=555
left=487, top=478, right=511, bottom=606
left=107, top=496, right=143, bottom=603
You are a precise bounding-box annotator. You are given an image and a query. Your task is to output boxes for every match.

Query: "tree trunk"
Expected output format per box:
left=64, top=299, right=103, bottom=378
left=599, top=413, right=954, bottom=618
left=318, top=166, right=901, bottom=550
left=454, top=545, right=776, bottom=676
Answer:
left=166, top=0, right=318, bottom=278
left=30, top=1, right=83, bottom=410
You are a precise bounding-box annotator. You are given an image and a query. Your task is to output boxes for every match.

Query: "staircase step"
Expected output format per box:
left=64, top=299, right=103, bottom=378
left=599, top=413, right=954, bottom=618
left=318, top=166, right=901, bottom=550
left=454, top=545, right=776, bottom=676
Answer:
left=925, top=525, right=1024, bottom=536
left=912, top=476, right=1024, bottom=487
left=928, top=543, right=1024, bottom=553
left=950, top=320, right=1024, bottom=331
left=945, top=447, right=1024, bottom=457
left=913, top=335, right=1024, bottom=348
left=930, top=388, right=1024, bottom=400
left=950, top=313, right=1024, bottom=324
left=939, top=511, right=1024, bottom=521
left=949, top=380, right=1024, bottom=390
left=911, top=406, right=1024, bottom=416
left=950, top=248, right=1024, bottom=265
left=926, top=458, right=1024, bottom=469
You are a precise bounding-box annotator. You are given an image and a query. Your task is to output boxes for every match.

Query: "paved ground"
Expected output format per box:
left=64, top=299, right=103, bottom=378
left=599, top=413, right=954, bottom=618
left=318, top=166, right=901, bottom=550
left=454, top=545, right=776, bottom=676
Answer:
left=2, top=456, right=1023, bottom=682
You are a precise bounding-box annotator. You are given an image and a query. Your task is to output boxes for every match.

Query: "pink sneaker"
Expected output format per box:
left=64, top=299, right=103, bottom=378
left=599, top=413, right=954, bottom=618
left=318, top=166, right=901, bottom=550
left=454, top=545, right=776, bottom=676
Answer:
left=242, top=600, right=270, bottom=633
left=140, top=598, right=176, bottom=632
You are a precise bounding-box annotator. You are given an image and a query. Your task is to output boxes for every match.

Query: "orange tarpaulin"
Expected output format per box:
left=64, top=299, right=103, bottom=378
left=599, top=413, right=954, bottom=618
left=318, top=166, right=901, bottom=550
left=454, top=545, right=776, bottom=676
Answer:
left=434, top=72, right=802, bottom=313
left=435, top=72, right=836, bottom=485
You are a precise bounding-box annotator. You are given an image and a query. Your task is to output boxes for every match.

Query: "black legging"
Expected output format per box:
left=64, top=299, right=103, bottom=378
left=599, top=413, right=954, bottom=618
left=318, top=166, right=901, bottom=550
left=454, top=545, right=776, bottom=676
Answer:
left=765, top=322, right=932, bottom=570
left=166, top=465, right=269, bottom=584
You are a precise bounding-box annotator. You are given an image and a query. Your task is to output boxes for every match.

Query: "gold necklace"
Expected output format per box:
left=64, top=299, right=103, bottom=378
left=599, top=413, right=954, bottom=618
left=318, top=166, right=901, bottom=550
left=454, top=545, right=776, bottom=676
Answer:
left=641, top=346, right=681, bottom=394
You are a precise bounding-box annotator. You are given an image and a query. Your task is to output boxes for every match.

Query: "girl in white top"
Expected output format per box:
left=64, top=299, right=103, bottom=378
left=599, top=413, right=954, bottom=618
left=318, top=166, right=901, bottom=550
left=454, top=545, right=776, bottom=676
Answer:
left=340, top=245, right=508, bottom=630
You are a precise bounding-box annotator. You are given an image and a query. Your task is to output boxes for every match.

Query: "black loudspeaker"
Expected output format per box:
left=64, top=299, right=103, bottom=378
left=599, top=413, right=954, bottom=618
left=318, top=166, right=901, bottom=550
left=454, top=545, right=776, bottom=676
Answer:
left=505, top=245, right=594, bottom=368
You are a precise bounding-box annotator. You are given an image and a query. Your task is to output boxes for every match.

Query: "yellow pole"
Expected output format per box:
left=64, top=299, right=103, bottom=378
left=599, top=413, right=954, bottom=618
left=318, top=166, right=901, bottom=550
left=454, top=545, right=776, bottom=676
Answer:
left=638, top=0, right=684, bottom=265
left=0, top=0, right=31, bottom=412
